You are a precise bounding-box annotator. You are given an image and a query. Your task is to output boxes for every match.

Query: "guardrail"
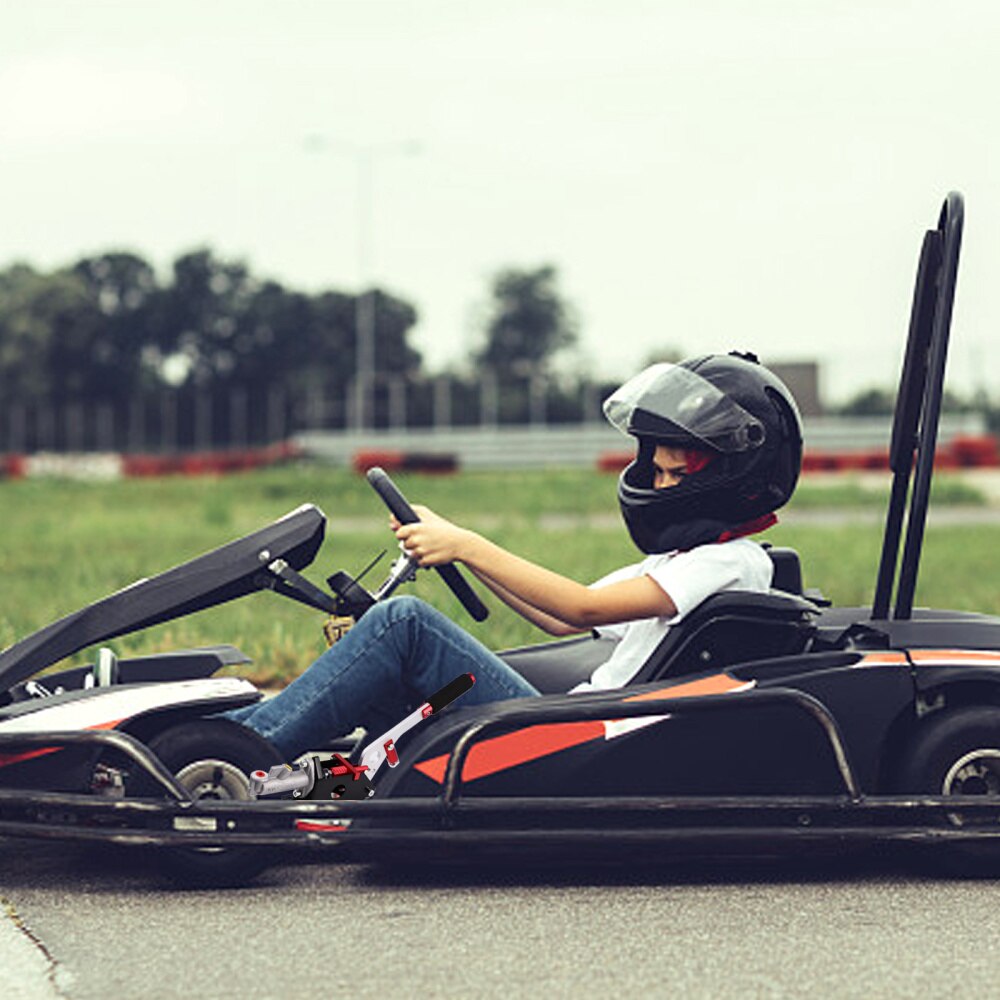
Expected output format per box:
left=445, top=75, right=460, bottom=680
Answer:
left=296, top=415, right=991, bottom=472
left=0, top=416, right=992, bottom=478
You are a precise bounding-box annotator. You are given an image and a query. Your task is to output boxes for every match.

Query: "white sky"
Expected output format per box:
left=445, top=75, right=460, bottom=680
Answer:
left=2, top=0, right=999, bottom=402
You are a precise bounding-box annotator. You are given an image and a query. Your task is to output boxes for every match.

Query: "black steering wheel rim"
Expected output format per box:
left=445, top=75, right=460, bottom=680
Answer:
left=365, top=467, right=489, bottom=622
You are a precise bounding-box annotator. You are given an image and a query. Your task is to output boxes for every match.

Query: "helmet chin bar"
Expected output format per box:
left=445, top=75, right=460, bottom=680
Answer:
left=619, top=454, right=736, bottom=553
left=625, top=508, right=734, bottom=554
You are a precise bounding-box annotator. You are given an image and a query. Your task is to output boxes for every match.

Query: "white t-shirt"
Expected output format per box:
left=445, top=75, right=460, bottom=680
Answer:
left=571, top=538, right=773, bottom=693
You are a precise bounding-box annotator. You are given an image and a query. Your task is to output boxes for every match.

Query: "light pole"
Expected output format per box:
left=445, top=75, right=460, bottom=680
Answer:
left=304, top=136, right=420, bottom=431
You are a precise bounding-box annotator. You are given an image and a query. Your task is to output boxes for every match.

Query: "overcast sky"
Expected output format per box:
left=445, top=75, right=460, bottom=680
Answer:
left=2, top=0, right=999, bottom=402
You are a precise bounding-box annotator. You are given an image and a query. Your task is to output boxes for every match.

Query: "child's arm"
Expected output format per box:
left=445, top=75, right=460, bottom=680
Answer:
left=467, top=567, right=586, bottom=636
left=393, top=507, right=676, bottom=631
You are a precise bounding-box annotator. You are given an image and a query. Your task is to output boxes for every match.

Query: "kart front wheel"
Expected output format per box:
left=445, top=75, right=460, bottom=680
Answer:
left=132, top=718, right=282, bottom=888
left=896, top=705, right=1000, bottom=875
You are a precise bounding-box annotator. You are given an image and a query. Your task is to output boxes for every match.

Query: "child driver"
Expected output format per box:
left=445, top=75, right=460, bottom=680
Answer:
left=228, top=352, right=803, bottom=760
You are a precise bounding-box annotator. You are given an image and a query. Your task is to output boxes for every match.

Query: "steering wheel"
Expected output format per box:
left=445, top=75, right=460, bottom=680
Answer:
left=366, top=467, right=490, bottom=622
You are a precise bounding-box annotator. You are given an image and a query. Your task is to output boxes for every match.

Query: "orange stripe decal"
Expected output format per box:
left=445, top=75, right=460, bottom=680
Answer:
left=857, top=652, right=909, bottom=666
left=413, top=720, right=606, bottom=785
left=624, top=673, right=749, bottom=703
left=909, top=649, right=1000, bottom=665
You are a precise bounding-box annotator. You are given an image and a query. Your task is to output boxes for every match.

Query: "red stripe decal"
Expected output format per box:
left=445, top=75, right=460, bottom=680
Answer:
left=0, top=746, right=60, bottom=769
left=414, top=720, right=606, bottom=785
left=295, top=821, right=350, bottom=833
left=0, top=719, right=123, bottom=769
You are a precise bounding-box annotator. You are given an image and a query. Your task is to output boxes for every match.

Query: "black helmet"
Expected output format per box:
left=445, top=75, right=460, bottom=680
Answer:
left=606, top=352, right=803, bottom=553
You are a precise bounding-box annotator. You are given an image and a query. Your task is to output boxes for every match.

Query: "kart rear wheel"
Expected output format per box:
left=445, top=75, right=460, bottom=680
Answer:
left=132, top=719, right=282, bottom=888
left=896, top=705, right=1000, bottom=875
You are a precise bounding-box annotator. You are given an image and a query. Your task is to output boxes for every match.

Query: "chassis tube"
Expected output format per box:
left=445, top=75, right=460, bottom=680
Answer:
left=0, top=729, right=193, bottom=800
left=440, top=686, right=861, bottom=807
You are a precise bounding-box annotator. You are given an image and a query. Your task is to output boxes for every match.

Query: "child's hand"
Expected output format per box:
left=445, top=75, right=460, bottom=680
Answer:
left=392, top=506, right=470, bottom=566
left=388, top=504, right=446, bottom=530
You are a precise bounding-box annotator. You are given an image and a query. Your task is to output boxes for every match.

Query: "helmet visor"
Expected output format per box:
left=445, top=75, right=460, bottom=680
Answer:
left=603, top=363, right=765, bottom=453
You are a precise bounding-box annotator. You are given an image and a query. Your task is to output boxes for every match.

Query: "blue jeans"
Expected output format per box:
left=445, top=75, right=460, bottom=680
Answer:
left=226, top=596, right=540, bottom=760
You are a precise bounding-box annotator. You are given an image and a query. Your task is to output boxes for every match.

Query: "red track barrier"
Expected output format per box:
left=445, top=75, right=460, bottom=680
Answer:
left=1, top=441, right=303, bottom=480
left=353, top=450, right=458, bottom=475
left=597, top=435, right=1000, bottom=474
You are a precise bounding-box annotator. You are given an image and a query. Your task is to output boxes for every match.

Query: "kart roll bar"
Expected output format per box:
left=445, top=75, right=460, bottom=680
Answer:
left=872, top=192, right=964, bottom=620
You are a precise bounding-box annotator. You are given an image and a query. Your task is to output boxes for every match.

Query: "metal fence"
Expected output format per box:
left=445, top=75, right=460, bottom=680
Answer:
left=0, top=374, right=609, bottom=454
left=1, top=373, right=989, bottom=467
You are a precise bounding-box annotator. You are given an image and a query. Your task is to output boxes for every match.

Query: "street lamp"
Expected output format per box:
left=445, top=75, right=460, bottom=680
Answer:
left=304, top=136, right=421, bottom=431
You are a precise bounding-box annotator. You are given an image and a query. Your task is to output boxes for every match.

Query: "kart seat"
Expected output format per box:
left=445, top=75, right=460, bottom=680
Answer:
left=499, top=547, right=818, bottom=695
left=501, top=589, right=819, bottom=694
left=628, top=588, right=819, bottom=685
left=499, top=634, right=619, bottom=694
left=763, top=545, right=803, bottom=595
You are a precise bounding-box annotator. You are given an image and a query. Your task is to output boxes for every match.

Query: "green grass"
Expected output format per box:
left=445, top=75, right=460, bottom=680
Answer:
left=1, top=464, right=996, bottom=686
left=788, top=474, right=987, bottom=508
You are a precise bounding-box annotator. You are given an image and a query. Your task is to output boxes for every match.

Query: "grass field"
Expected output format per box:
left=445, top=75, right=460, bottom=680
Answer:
left=1, top=464, right=996, bottom=686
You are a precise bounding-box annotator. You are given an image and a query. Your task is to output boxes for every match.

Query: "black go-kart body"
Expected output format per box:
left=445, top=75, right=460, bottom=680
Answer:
left=4, top=191, right=1000, bottom=885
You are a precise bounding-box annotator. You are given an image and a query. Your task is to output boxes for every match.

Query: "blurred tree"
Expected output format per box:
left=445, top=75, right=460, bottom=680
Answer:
left=0, top=263, right=106, bottom=401
left=306, top=288, right=421, bottom=379
left=834, top=387, right=895, bottom=416
left=72, top=251, right=159, bottom=399
left=367, top=288, right=423, bottom=376
left=149, top=251, right=421, bottom=395
left=149, top=249, right=260, bottom=388
left=0, top=264, right=54, bottom=399
left=474, top=265, right=578, bottom=381
left=834, top=385, right=976, bottom=418
left=0, top=248, right=424, bottom=438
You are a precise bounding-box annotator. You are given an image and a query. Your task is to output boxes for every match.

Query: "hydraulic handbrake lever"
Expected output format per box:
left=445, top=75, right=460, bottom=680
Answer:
left=357, top=672, right=476, bottom=778
left=247, top=673, right=476, bottom=800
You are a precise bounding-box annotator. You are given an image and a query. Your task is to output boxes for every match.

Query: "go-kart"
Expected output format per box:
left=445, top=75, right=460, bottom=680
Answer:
left=4, top=191, right=1000, bottom=887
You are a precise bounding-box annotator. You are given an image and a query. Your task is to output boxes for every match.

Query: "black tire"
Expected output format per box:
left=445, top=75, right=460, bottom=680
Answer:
left=131, top=718, right=283, bottom=888
left=896, top=705, right=1000, bottom=875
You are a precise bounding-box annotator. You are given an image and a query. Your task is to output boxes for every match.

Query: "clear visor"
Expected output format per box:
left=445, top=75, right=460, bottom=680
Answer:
left=603, top=362, right=764, bottom=453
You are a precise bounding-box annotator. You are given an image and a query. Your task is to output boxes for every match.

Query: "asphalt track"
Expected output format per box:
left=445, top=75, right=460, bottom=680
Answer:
left=3, top=839, right=1000, bottom=999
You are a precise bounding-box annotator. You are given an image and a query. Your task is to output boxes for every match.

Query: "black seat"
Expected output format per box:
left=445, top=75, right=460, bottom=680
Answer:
left=500, top=544, right=818, bottom=693
left=499, top=634, right=619, bottom=694
left=628, top=589, right=818, bottom=685
left=764, top=545, right=803, bottom=595
left=501, top=588, right=819, bottom=694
